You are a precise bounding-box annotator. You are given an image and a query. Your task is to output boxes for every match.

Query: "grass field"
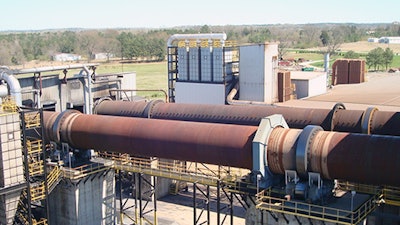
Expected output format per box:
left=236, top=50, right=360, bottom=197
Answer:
left=289, top=41, right=400, bottom=69
left=97, top=62, right=168, bottom=99
left=287, top=51, right=400, bottom=69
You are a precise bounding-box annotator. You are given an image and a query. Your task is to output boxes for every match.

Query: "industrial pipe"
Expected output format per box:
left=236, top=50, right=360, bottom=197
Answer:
left=82, top=66, right=94, bottom=114
left=93, top=100, right=400, bottom=136
left=0, top=84, right=8, bottom=98
left=43, top=111, right=256, bottom=169
left=44, top=111, right=400, bottom=186
left=0, top=71, right=22, bottom=106
left=266, top=126, right=400, bottom=186
left=226, top=82, right=271, bottom=106
left=10, top=63, right=99, bottom=75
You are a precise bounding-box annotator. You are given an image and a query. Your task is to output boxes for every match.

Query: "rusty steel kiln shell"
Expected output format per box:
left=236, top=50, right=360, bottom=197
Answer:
left=43, top=111, right=400, bottom=186
left=93, top=100, right=400, bottom=136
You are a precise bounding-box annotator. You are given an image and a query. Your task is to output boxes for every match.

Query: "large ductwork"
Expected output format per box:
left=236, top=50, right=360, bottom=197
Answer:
left=93, top=100, right=400, bottom=136
left=44, top=110, right=400, bottom=186
left=0, top=70, right=22, bottom=106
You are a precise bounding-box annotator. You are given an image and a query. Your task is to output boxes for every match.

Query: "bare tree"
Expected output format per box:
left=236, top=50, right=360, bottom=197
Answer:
left=79, top=30, right=99, bottom=61
left=320, top=28, right=344, bottom=55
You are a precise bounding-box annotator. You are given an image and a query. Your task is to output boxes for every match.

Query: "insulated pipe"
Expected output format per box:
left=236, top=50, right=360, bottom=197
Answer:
left=82, top=66, right=93, bottom=114
left=226, top=82, right=271, bottom=106
left=0, top=84, right=8, bottom=98
left=10, top=63, right=99, bottom=75
left=0, top=71, right=22, bottom=106
left=93, top=100, right=400, bottom=136
left=43, top=111, right=400, bottom=186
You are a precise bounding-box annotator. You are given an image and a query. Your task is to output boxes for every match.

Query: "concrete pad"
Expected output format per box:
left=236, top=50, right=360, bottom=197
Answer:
left=275, top=72, right=400, bottom=112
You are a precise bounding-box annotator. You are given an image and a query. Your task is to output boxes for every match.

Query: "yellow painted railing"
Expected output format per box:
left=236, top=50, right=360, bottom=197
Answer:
left=382, top=186, right=400, bottom=207
left=30, top=184, right=46, bottom=202
left=1, top=96, right=18, bottom=112
left=61, top=162, right=109, bottom=180
left=33, top=218, right=48, bottom=225
left=16, top=200, right=29, bottom=225
left=26, top=140, right=44, bottom=177
left=17, top=197, right=48, bottom=225
left=256, top=188, right=382, bottom=225
left=336, top=181, right=379, bottom=195
left=24, top=112, right=41, bottom=128
left=337, top=181, right=400, bottom=207
left=27, top=140, right=42, bottom=155
left=28, top=161, right=44, bottom=177
left=98, top=152, right=247, bottom=187
left=47, top=166, right=62, bottom=192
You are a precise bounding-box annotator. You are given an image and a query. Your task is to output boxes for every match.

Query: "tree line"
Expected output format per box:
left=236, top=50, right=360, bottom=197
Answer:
left=366, top=47, right=394, bottom=71
left=0, top=23, right=399, bottom=66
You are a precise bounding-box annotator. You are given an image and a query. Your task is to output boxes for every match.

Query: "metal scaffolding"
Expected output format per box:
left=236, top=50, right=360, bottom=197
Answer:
left=98, top=152, right=250, bottom=225
left=17, top=108, right=50, bottom=225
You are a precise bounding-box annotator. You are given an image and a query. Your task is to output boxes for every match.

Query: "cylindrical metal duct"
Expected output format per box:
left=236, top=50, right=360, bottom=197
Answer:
left=44, top=111, right=400, bottom=186
left=308, top=130, right=400, bottom=186
left=93, top=100, right=400, bottom=136
left=266, top=127, right=302, bottom=174
left=266, top=126, right=400, bottom=186
left=0, top=71, right=22, bottom=106
left=43, top=111, right=256, bottom=169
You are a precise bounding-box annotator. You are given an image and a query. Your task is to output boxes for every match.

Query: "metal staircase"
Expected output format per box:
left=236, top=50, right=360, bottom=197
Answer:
left=15, top=109, right=58, bottom=225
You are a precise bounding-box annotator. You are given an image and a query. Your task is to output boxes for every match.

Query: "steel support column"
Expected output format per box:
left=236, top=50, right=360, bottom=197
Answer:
left=118, top=170, right=138, bottom=224
left=138, top=173, right=157, bottom=225
left=193, top=182, right=211, bottom=225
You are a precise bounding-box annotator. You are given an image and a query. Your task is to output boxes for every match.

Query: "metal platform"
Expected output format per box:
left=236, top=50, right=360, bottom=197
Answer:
left=256, top=188, right=382, bottom=225
left=96, top=152, right=249, bottom=187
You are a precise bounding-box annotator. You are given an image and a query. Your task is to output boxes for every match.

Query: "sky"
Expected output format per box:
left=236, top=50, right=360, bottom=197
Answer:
left=0, top=0, right=399, bottom=31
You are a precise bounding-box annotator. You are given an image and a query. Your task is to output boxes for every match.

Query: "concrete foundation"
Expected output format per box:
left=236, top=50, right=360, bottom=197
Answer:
left=48, top=169, right=116, bottom=225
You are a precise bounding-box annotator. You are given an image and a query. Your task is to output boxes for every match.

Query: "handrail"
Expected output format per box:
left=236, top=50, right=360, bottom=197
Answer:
left=98, top=152, right=247, bottom=187
left=27, top=140, right=42, bottom=155
left=382, top=186, right=400, bottom=206
left=47, top=166, right=62, bottom=192
left=24, top=112, right=41, bottom=128
left=256, top=188, right=382, bottom=225
left=337, top=181, right=400, bottom=207
left=30, top=184, right=46, bottom=202
left=61, top=162, right=109, bottom=180
left=1, top=96, right=19, bottom=112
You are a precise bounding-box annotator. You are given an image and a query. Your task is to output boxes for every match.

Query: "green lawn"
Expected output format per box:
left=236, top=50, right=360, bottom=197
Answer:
left=392, top=55, right=400, bottom=68
left=290, top=51, right=400, bottom=70
left=310, top=55, right=400, bottom=70
left=97, top=62, right=168, bottom=99
left=285, top=52, right=324, bottom=61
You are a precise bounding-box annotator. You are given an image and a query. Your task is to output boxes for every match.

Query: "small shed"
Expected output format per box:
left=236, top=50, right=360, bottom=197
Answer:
left=290, top=71, right=327, bottom=99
